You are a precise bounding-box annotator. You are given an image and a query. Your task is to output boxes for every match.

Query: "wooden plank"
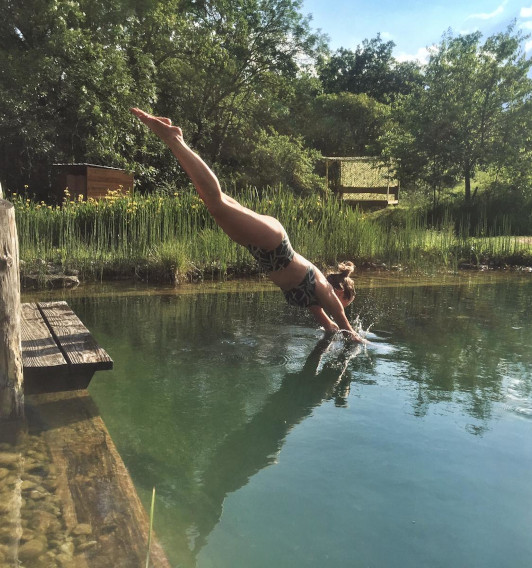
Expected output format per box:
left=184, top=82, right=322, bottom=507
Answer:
left=338, top=186, right=399, bottom=196
left=20, top=303, right=68, bottom=370
left=38, top=301, right=113, bottom=371
left=338, top=186, right=391, bottom=194
left=24, top=391, right=171, bottom=568
left=86, top=167, right=133, bottom=198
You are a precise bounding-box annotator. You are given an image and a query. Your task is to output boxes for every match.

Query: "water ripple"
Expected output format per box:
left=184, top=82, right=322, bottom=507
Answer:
left=505, top=377, right=532, bottom=419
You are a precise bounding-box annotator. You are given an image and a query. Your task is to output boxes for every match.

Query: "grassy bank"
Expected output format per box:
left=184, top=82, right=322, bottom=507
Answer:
left=10, top=188, right=532, bottom=283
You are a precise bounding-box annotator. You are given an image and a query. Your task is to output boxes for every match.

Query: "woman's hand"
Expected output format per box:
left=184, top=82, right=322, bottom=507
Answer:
left=130, top=108, right=184, bottom=146
left=342, top=329, right=369, bottom=344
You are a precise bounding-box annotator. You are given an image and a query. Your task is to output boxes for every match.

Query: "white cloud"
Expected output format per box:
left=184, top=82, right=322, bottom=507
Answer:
left=520, top=20, right=532, bottom=29
left=467, top=1, right=507, bottom=20
left=520, top=5, right=532, bottom=18
left=458, top=26, right=481, bottom=36
left=526, top=39, right=532, bottom=51
left=396, top=46, right=433, bottom=64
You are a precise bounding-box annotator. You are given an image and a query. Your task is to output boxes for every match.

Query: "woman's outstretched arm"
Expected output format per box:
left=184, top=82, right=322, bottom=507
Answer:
left=312, top=273, right=367, bottom=343
left=308, top=305, right=339, bottom=332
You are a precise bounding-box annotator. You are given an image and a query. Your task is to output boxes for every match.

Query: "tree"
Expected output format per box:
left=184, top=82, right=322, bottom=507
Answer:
left=0, top=0, right=156, bottom=194
left=239, top=128, right=324, bottom=195
left=318, top=35, right=422, bottom=103
left=383, top=26, right=532, bottom=200
left=0, top=0, right=329, bottom=194
left=300, top=92, right=389, bottom=156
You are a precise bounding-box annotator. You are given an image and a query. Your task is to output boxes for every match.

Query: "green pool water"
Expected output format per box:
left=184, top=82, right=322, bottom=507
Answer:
left=67, top=274, right=532, bottom=568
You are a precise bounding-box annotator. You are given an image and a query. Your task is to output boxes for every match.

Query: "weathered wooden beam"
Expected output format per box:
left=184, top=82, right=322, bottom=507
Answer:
left=0, top=199, right=24, bottom=419
left=24, top=390, right=172, bottom=567
left=21, top=303, right=68, bottom=371
left=37, top=301, right=113, bottom=371
left=20, top=301, right=113, bottom=394
left=337, top=186, right=399, bottom=196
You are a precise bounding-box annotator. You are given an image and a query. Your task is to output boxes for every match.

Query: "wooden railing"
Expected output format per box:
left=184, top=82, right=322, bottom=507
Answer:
left=337, top=184, right=399, bottom=207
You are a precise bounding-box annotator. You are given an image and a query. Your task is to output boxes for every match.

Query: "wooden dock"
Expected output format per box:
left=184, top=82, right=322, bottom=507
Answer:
left=2, top=300, right=173, bottom=567
left=21, top=301, right=113, bottom=394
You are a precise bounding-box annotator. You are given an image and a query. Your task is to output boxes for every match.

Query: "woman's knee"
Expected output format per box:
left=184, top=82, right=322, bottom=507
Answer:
left=203, top=193, right=227, bottom=216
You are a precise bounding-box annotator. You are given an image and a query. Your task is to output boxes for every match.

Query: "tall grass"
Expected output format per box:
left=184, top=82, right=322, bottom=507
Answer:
left=10, top=187, right=532, bottom=282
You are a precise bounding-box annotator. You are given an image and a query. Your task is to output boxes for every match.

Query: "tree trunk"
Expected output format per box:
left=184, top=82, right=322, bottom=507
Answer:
left=464, top=165, right=471, bottom=201
left=0, top=199, right=24, bottom=420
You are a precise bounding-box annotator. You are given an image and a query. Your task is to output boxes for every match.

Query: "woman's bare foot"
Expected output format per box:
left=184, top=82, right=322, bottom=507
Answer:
left=130, top=107, right=184, bottom=146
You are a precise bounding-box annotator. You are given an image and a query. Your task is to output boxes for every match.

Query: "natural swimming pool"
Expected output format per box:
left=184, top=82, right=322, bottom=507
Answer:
left=40, top=274, right=532, bottom=567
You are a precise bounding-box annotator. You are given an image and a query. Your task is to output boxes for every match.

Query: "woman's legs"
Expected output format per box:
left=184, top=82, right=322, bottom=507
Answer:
left=208, top=194, right=285, bottom=249
left=130, top=108, right=285, bottom=250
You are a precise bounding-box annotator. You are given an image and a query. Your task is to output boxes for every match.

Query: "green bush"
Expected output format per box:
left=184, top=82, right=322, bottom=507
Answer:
left=240, top=129, right=325, bottom=196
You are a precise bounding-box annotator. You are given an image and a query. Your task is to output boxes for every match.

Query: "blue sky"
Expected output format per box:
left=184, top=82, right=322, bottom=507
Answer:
left=301, top=0, right=532, bottom=61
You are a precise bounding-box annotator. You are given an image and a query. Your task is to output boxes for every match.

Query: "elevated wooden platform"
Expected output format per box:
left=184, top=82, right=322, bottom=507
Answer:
left=21, top=301, right=113, bottom=394
left=323, top=156, right=399, bottom=209
left=339, top=186, right=399, bottom=208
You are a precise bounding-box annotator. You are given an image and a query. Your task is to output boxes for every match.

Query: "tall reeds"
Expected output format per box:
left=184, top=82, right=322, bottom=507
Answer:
left=10, top=187, right=532, bottom=281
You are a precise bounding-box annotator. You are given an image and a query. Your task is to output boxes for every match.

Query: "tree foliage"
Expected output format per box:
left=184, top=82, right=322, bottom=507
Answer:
left=300, top=92, right=389, bottom=157
left=318, top=35, right=422, bottom=102
left=1, top=1, right=531, bottom=202
left=382, top=25, right=532, bottom=200
left=0, top=0, right=326, bottom=194
left=0, top=0, right=157, bottom=193
left=240, top=128, right=324, bottom=195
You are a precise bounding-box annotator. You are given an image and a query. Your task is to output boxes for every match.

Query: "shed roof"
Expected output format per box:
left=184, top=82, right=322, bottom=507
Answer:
left=52, top=163, right=128, bottom=171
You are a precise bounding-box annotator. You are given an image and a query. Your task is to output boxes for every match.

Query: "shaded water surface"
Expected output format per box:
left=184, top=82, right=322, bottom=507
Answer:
left=62, top=276, right=532, bottom=567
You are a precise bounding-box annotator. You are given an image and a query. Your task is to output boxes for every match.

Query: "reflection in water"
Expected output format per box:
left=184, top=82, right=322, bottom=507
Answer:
left=195, top=335, right=372, bottom=554
left=359, top=280, right=532, bottom=430
left=65, top=276, right=532, bottom=567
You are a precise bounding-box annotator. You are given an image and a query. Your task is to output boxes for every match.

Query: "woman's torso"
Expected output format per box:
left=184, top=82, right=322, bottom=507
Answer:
left=268, top=252, right=317, bottom=291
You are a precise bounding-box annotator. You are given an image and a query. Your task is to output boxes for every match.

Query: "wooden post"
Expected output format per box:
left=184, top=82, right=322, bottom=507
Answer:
left=0, top=198, right=24, bottom=419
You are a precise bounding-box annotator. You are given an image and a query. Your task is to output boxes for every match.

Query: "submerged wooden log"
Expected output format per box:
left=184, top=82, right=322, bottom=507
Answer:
left=24, top=390, right=171, bottom=567
left=0, top=199, right=24, bottom=419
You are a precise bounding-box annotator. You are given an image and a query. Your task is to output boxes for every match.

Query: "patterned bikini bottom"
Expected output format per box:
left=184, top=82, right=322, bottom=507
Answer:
left=283, top=266, right=319, bottom=308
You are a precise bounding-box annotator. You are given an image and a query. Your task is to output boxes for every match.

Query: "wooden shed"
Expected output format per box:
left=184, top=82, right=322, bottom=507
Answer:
left=324, top=157, right=399, bottom=209
left=52, top=164, right=134, bottom=201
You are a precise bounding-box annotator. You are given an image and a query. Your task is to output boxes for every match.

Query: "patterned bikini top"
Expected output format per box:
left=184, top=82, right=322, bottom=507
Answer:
left=246, top=235, right=295, bottom=272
